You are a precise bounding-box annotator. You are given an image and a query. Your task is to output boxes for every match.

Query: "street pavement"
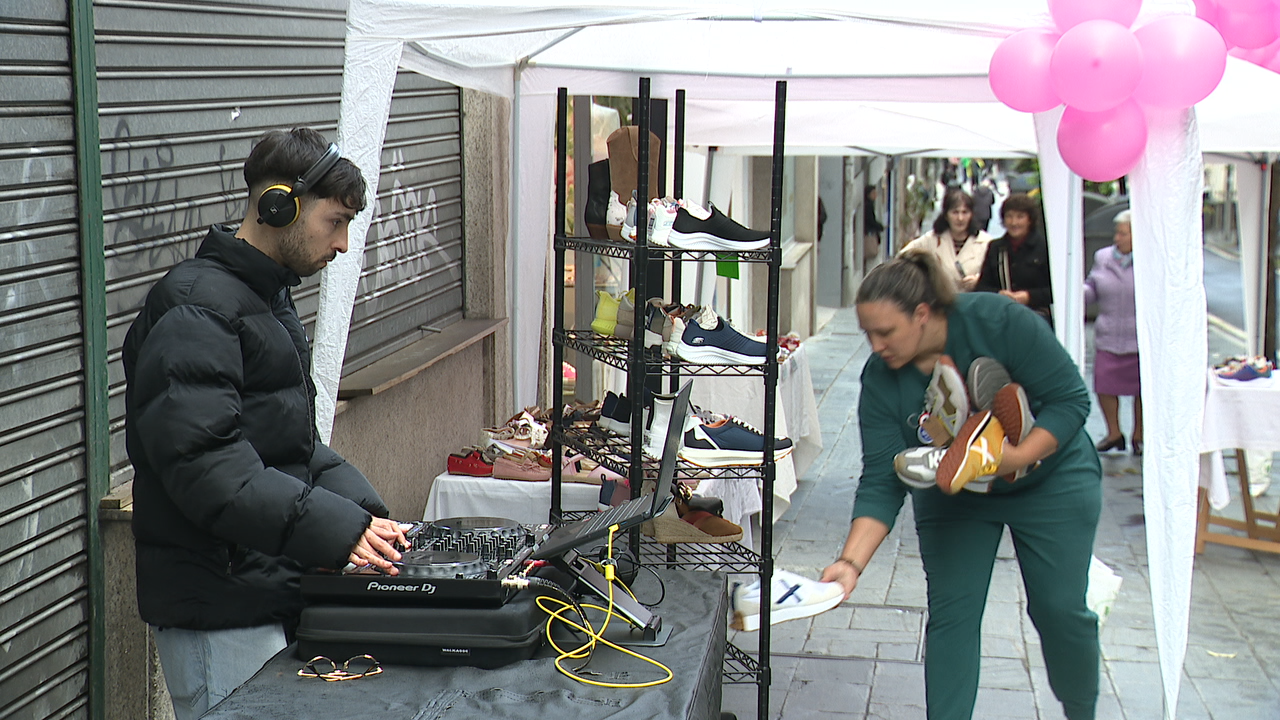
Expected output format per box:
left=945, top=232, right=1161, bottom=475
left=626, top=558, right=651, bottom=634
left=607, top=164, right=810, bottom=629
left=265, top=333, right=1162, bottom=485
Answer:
left=719, top=299, right=1280, bottom=720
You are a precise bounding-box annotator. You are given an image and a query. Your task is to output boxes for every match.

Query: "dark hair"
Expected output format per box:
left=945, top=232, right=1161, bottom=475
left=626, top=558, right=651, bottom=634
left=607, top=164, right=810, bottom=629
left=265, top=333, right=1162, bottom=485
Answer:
left=999, top=193, right=1040, bottom=233
left=244, top=127, right=367, bottom=213
left=856, top=249, right=956, bottom=315
left=931, top=189, right=977, bottom=238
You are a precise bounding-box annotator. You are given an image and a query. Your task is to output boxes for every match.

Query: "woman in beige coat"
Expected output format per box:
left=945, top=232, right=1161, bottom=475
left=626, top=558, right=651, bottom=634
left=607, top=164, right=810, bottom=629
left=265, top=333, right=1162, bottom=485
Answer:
left=899, top=189, right=993, bottom=291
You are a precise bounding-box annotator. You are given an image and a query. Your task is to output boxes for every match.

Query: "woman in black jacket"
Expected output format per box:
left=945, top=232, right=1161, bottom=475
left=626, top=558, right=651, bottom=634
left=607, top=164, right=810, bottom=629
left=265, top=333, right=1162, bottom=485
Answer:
left=976, top=193, right=1053, bottom=323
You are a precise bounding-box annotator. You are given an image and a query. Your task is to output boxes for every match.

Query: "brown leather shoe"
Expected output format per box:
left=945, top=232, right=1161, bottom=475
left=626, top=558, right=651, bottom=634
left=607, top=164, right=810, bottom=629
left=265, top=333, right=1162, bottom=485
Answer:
left=492, top=455, right=550, bottom=482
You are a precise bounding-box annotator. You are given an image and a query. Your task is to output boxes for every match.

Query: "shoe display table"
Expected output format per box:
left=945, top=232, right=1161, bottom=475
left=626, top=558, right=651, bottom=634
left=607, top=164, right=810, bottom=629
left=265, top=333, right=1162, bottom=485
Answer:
left=202, top=569, right=726, bottom=720
left=423, top=471, right=599, bottom=525
left=1197, top=369, right=1280, bottom=554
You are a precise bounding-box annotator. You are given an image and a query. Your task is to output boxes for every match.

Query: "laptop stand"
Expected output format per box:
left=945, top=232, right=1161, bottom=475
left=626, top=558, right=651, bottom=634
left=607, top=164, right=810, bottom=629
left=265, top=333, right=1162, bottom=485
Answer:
left=554, top=549, right=670, bottom=647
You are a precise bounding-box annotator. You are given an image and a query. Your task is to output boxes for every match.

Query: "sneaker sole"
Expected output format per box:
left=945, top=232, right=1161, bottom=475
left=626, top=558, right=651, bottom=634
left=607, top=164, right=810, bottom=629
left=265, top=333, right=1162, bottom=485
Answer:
left=967, top=357, right=1012, bottom=412
left=991, top=383, right=1033, bottom=444
left=679, top=446, right=794, bottom=467
left=668, top=231, right=770, bottom=251
left=935, top=412, right=999, bottom=495
left=597, top=417, right=631, bottom=435
left=731, top=591, right=845, bottom=632
left=674, top=341, right=767, bottom=365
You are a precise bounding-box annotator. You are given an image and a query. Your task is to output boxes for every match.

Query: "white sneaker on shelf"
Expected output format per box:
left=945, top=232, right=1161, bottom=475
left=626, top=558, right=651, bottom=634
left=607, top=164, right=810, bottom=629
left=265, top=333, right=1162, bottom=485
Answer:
left=730, top=570, right=845, bottom=632
left=643, top=391, right=678, bottom=459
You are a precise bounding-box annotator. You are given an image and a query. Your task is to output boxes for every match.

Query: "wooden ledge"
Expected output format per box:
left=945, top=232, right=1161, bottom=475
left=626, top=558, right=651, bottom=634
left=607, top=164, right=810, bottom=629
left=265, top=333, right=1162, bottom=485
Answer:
left=100, top=480, right=134, bottom=521
left=781, top=241, right=813, bottom=270
left=337, top=318, right=507, bottom=399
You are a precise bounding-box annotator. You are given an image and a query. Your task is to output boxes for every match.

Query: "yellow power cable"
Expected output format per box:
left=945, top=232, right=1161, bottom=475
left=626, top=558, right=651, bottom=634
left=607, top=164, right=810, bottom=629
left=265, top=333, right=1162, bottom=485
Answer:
left=534, top=524, right=672, bottom=689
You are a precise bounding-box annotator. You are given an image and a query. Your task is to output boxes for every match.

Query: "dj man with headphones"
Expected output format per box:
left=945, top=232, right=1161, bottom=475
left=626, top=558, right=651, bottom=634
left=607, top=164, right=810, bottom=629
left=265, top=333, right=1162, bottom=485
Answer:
left=122, top=127, right=407, bottom=720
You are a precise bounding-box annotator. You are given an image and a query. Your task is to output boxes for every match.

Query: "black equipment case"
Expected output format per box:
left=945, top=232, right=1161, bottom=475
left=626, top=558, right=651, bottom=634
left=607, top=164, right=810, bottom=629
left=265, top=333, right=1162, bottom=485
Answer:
left=295, top=587, right=552, bottom=669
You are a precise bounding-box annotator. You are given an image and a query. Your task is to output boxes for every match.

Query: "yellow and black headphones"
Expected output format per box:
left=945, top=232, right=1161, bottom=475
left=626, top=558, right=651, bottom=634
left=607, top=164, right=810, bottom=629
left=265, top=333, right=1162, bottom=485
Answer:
left=256, top=143, right=342, bottom=228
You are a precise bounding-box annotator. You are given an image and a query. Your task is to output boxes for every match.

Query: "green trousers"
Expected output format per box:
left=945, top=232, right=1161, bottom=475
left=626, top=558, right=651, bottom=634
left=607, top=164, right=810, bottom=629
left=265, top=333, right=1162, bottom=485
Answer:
left=913, top=468, right=1102, bottom=720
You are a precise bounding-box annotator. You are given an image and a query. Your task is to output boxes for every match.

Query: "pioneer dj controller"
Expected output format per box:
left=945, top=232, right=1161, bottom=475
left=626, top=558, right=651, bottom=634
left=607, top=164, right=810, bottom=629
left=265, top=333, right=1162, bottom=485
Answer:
left=300, top=517, right=555, bottom=608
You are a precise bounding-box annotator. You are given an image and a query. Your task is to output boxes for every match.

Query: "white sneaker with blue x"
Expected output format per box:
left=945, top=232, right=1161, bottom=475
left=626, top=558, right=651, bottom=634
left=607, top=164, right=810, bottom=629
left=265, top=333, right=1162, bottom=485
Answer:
left=730, top=569, right=845, bottom=632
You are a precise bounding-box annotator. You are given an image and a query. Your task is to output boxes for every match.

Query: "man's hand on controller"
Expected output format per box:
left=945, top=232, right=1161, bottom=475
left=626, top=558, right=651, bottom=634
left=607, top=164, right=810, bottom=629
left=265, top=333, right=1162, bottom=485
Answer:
left=348, top=518, right=409, bottom=575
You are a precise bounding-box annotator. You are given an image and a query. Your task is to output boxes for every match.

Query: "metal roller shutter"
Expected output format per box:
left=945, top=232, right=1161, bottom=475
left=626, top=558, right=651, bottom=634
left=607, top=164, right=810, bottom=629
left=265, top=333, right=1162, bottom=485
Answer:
left=0, top=4, right=93, bottom=719
left=94, top=0, right=465, bottom=486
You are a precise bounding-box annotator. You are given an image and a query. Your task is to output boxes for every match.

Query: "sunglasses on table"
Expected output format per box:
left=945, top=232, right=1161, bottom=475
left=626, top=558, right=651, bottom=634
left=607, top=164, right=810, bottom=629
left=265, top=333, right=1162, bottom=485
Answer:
left=297, top=654, right=382, bottom=681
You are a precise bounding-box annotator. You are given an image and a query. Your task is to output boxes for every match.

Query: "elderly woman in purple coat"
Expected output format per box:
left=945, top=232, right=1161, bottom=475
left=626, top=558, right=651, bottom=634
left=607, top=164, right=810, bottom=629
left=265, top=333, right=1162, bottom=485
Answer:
left=1084, top=210, right=1142, bottom=456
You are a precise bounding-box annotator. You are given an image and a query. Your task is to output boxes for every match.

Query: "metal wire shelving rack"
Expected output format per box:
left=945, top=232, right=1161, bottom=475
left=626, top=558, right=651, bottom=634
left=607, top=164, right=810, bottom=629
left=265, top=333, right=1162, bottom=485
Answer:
left=548, top=78, right=788, bottom=720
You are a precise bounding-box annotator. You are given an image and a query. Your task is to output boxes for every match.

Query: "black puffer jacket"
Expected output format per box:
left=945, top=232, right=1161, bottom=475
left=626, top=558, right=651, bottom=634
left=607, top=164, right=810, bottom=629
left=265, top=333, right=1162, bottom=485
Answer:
left=123, top=225, right=388, bottom=630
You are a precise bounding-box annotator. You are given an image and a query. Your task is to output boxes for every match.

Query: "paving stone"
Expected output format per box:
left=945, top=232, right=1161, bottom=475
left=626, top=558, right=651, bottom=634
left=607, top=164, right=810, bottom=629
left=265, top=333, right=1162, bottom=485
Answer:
left=976, top=656, right=1032, bottom=690
left=804, top=627, right=921, bottom=657
left=782, top=675, right=871, bottom=714
left=865, top=701, right=926, bottom=720
left=850, top=606, right=924, bottom=634
left=1100, top=641, right=1158, bottom=663
left=1182, top=642, right=1271, bottom=683
left=867, top=662, right=926, bottom=707
left=1028, top=666, right=1070, bottom=720
left=982, top=634, right=1028, bottom=660
left=972, top=687, right=1038, bottom=718
left=1190, top=677, right=1280, bottom=720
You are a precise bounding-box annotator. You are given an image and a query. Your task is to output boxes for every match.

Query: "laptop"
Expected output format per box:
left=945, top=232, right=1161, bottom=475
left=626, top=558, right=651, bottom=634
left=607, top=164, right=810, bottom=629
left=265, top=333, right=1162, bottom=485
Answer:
left=531, top=380, right=692, bottom=560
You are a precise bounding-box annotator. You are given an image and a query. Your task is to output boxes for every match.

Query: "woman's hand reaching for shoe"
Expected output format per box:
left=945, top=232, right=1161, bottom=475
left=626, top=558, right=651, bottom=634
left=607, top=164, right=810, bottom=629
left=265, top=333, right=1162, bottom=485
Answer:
left=821, top=557, right=863, bottom=599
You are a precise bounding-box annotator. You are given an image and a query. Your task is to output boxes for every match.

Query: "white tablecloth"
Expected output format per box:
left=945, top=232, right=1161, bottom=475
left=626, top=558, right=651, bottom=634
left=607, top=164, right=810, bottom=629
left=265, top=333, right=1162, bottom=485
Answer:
left=1199, top=369, right=1280, bottom=509
left=422, top=472, right=599, bottom=525
left=689, top=342, right=824, bottom=538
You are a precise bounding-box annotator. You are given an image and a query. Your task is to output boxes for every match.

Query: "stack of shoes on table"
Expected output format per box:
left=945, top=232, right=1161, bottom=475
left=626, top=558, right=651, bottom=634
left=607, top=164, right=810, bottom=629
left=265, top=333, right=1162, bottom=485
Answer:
left=775, top=333, right=801, bottom=363
left=641, top=481, right=742, bottom=544
left=447, top=445, right=502, bottom=477
left=561, top=399, right=602, bottom=429
left=1214, top=355, right=1274, bottom=381
left=892, top=356, right=1036, bottom=495
left=481, top=409, right=549, bottom=452
left=491, top=448, right=552, bottom=482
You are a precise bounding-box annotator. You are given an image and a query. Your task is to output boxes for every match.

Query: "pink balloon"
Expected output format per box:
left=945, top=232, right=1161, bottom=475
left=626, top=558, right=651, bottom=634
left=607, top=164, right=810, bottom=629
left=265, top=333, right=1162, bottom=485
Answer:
left=1218, top=0, right=1269, bottom=11
left=1218, top=7, right=1280, bottom=48
left=1194, top=0, right=1221, bottom=28
left=1051, top=20, right=1144, bottom=112
left=1057, top=101, right=1148, bottom=182
left=989, top=30, right=1062, bottom=112
left=1048, top=0, right=1142, bottom=31
left=1133, top=16, right=1228, bottom=108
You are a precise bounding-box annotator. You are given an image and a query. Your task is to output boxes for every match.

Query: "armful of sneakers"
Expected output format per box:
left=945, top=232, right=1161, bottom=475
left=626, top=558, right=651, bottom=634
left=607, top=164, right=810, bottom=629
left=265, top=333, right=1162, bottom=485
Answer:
left=820, top=517, right=891, bottom=599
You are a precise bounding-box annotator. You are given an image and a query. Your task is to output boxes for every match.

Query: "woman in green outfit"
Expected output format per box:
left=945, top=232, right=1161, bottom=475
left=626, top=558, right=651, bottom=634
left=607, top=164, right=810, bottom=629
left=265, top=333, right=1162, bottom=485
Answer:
left=821, top=251, right=1102, bottom=720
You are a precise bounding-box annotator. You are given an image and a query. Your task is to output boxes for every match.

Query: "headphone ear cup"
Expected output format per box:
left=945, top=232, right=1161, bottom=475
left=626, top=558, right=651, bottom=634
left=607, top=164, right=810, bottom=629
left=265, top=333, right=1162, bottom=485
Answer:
left=257, top=184, right=299, bottom=228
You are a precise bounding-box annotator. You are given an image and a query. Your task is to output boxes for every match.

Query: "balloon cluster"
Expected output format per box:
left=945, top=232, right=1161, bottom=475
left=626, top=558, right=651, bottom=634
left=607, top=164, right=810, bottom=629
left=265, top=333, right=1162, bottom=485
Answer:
left=1195, top=0, right=1280, bottom=50
left=989, top=0, right=1228, bottom=181
left=1198, top=0, right=1280, bottom=73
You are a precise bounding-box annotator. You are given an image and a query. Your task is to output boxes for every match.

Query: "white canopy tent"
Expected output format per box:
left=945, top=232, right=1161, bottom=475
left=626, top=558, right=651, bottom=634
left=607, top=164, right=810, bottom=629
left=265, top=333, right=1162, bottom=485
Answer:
left=319, top=3, right=1277, bottom=717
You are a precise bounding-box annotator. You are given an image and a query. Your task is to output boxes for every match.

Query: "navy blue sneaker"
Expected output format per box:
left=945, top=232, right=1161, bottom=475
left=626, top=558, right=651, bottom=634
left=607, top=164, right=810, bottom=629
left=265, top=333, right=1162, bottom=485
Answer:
left=668, top=205, right=771, bottom=251
left=679, top=417, right=793, bottom=467
left=676, top=316, right=768, bottom=365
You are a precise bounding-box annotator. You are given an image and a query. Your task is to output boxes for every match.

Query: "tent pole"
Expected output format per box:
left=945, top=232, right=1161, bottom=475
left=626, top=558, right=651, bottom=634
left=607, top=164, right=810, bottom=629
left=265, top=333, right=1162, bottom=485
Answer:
left=1265, top=159, right=1279, bottom=359
left=510, top=64, right=522, bottom=408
